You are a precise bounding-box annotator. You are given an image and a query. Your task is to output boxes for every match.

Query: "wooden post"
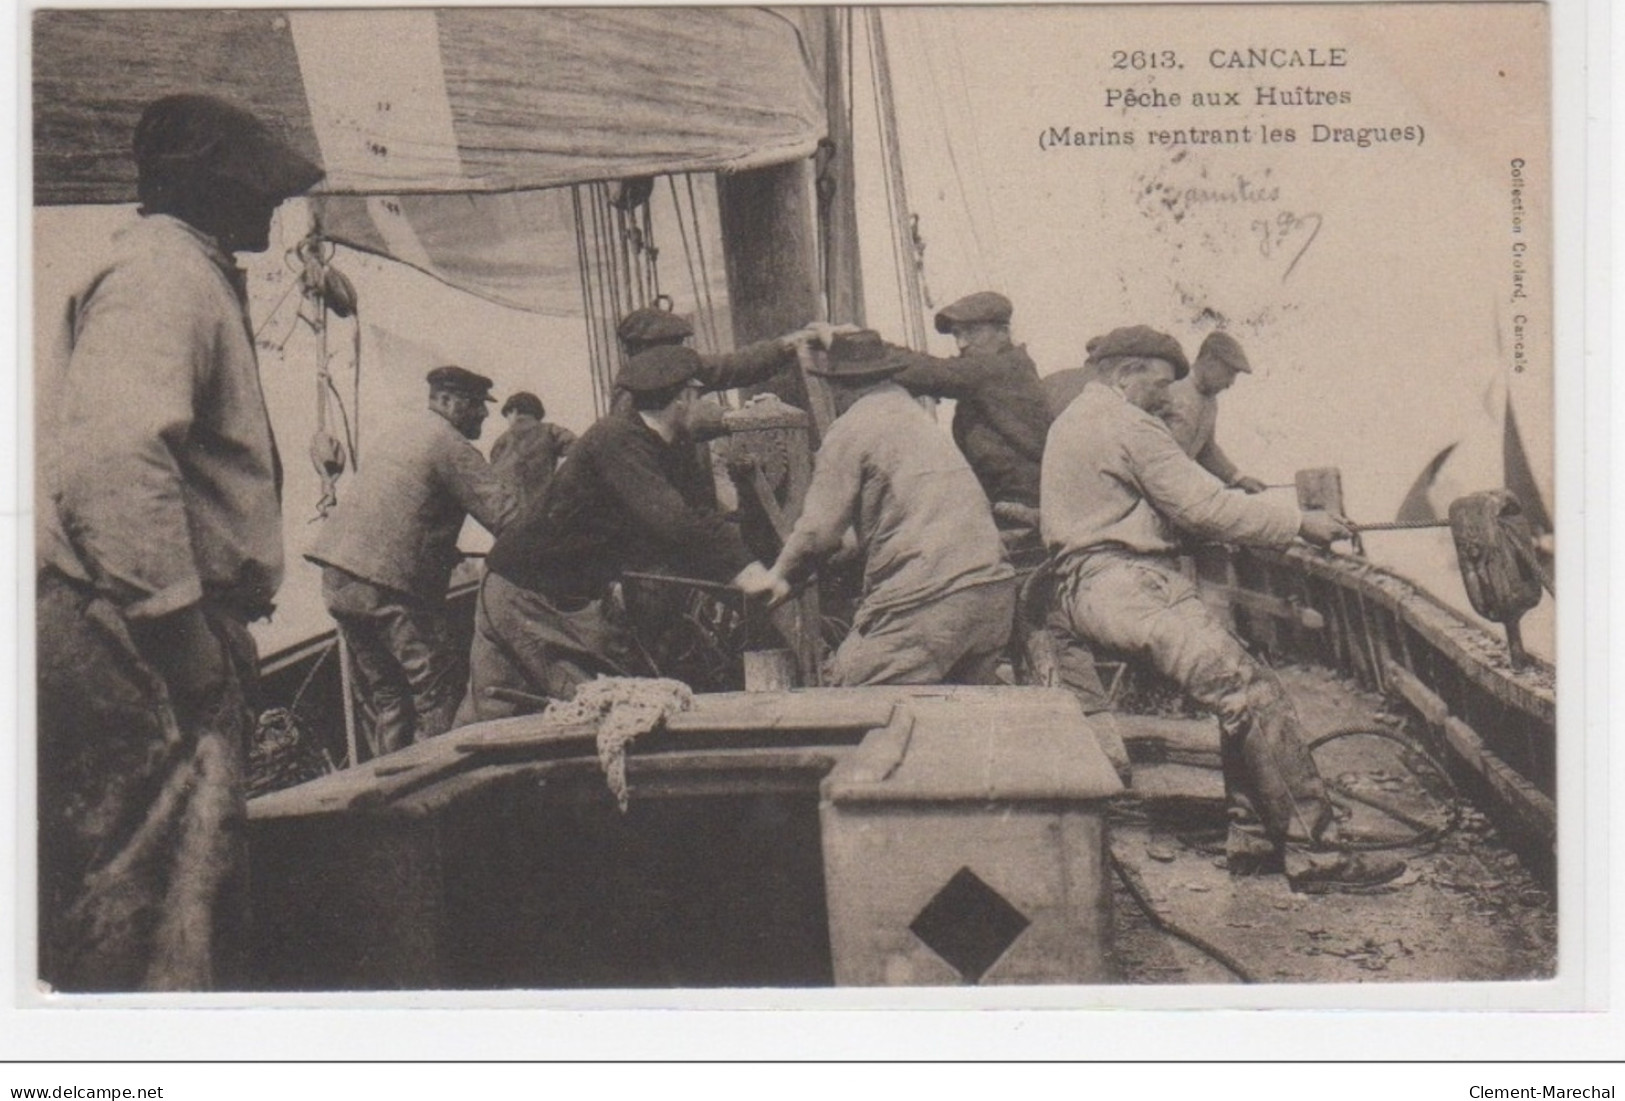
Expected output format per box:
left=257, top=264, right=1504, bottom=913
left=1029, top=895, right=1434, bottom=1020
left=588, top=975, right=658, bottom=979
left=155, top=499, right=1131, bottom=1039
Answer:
left=718, top=162, right=830, bottom=682
left=822, top=7, right=866, bottom=328
left=716, top=160, right=832, bottom=443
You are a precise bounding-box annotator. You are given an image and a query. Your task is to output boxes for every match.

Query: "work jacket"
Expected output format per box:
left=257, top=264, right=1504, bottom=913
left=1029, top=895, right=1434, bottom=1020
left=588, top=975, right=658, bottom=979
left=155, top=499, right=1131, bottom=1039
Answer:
left=491, top=417, right=577, bottom=514
left=308, top=410, right=515, bottom=601
left=887, top=343, right=1051, bottom=508
left=486, top=405, right=753, bottom=604
left=1041, top=382, right=1299, bottom=563
left=39, top=213, right=284, bottom=621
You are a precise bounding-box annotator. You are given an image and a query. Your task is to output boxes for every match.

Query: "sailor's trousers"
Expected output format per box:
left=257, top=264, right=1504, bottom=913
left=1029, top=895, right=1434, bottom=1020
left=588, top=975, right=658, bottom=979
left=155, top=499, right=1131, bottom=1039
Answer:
left=1052, top=551, right=1338, bottom=870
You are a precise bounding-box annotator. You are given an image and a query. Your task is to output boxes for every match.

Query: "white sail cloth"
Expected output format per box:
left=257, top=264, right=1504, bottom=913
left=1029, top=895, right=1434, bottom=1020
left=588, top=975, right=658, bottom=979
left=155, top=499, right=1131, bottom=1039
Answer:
left=34, top=7, right=825, bottom=313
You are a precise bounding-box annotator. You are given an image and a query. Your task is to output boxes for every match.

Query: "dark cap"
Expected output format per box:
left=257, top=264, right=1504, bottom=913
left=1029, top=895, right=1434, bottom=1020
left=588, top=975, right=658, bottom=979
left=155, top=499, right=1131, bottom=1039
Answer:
left=934, top=291, right=1013, bottom=334
left=806, top=330, right=906, bottom=381
left=501, top=391, right=545, bottom=418
left=1084, top=325, right=1190, bottom=379
left=1195, top=331, right=1252, bottom=374
left=616, top=345, right=703, bottom=393
left=616, top=307, right=694, bottom=348
left=427, top=365, right=497, bottom=401
left=134, top=94, right=324, bottom=200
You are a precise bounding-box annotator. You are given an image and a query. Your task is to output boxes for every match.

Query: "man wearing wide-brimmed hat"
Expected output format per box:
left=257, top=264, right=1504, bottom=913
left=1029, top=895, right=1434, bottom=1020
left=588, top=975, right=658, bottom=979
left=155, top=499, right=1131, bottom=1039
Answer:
left=36, top=93, right=323, bottom=991
left=457, top=345, right=782, bottom=723
left=309, top=365, right=516, bottom=757
left=1041, top=325, right=1405, bottom=893
left=767, top=331, right=1016, bottom=686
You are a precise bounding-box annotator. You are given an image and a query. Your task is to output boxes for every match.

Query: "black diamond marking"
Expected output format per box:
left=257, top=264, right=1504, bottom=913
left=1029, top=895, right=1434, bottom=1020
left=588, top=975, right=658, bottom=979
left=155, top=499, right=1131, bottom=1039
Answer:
left=908, top=867, right=1031, bottom=984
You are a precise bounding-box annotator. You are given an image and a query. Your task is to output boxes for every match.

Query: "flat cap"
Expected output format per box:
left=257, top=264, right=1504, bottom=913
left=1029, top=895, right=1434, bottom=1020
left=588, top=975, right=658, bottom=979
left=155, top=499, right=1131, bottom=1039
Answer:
left=427, top=365, right=497, bottom=401
left=616, top=307, right=694, bottom=347
left=1196, top=331, right=1252, bottom=374
left=806, top=329, right=905, bottom=381
left=934, top=291, right=1013, bottom=334
left=1084, top=325, right=1190, bottom=379
left=134, top=94, right=324, bottom=201
left=616, top=344, right=704, bottom=393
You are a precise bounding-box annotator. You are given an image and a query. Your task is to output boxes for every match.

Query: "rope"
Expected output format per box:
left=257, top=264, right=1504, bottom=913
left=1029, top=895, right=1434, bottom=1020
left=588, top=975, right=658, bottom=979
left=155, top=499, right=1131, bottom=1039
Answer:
left=866, top=9, right=931, bottom=349
left=1110, top=848, right=1256, bottom=983
left=686, top=174, right=723, bottom=351
left=667, top=175, right=711, bottom=352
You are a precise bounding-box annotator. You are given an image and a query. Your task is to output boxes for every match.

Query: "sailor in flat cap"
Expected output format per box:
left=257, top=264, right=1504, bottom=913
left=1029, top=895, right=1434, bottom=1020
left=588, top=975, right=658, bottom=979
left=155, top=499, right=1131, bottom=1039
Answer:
left=457, top=345, right=782, bottom=724
left=1040, top=326, right=1403, bottom=892
left=308, top=366, right=516, bottom=757
left=823, top=291, right=1051, bottom=532
left=1161, top=331, right=1268, bottom=493
left=767, top=331, right=1016, bottom=685
left=36, top=94, right=323, bottom=991
left=614, top=306, right=833, bottom=436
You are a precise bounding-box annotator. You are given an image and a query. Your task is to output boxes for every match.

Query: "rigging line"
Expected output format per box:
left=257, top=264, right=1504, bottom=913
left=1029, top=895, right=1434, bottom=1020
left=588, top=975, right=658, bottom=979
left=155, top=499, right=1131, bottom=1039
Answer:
left=871, top=8, right=931, bottom=349
left=595, top=185, right=625, bottom=339
left=615, top=201, right=641, bottom=310
left=589, top=183, right=620, bottom=380
left=603, top=185, right=630, bottom=342
left=919, top=14, right=992, bottom=283
left=946, top=16, right=1001, bottom=282
left=585, top=186, right=619, bottom=415
left=667, top=175, right=710, bottom=350
left=864, top=10, right=913, bottom=347
left=686, top=174, right=722, bottom=351
left=570, top=186, right=605, bottom=419
left=642, top=198, right=661, bottom=301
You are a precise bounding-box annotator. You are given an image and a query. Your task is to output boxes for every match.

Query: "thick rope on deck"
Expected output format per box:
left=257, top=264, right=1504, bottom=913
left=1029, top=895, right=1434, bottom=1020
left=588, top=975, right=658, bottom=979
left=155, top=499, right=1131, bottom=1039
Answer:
left=542, top=677, right=694, bottom=812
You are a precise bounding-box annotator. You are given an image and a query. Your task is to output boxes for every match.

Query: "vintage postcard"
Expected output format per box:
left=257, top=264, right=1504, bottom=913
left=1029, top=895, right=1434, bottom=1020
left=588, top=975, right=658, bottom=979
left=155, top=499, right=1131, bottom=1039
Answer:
left=18, top=0, right=1591, bottom=1045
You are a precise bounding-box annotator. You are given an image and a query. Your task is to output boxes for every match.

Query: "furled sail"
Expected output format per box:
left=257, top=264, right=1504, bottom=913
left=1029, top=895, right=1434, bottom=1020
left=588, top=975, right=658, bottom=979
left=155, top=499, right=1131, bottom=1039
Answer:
left=33, top=7, right=825, bottom=313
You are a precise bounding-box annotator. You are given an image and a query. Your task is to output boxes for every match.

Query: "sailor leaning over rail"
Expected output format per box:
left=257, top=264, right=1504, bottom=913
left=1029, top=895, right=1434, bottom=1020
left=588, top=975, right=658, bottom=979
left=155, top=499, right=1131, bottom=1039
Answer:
left=1160, top=331, right=1268, bottom=495
left=1040, top=325, right=1407, bottom=893
left=307, top=366, right=516, bottom=756
left=36, top=94, right=323, bottom=991
left=455, top=345, right=782, bottom=725
left=765, top=330, right=1016, bottom=686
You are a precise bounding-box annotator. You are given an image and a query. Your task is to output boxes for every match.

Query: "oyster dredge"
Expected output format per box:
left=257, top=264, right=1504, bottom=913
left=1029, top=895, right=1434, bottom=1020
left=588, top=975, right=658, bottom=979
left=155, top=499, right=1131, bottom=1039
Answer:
left=32, top=7, right=1556, bottom=990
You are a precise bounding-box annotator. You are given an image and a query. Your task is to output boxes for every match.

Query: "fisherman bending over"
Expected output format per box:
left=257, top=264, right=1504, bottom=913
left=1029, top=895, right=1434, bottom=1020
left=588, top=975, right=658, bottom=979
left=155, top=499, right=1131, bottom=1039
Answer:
left=309, top=366, right=516, bottom=756
left=456, top=345, right=781, bottom=723
left=1161, top=331, right=1268, bottom=493
left=1040, top=325, right=1405, bottom=892
left=767, top=331, right=1016, bottom=686
left=37, top=94, right=323, bottom=990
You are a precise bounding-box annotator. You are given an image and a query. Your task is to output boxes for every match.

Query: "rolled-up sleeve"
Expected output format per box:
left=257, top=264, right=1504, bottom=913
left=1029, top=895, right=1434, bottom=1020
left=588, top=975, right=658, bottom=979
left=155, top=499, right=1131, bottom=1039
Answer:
left=698, top=338, right=795, bottom=391
left=54, top=263, right=211, bottom=618
left=1128, top=419, right=1299, bottom=546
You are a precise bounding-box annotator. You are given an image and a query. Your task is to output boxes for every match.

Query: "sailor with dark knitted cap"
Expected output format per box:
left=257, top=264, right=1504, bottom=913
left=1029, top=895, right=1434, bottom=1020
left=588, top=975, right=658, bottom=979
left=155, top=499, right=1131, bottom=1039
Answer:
left=492, top=390, right=576, bottom=515
left=309, top=364, right=515, bottom=756
left=1162, top=331, right=1264, bottom=493
left=36, top=92, right=324, bottom=991
left=768, top=328, right=1016, bottom=686
left=460, top=340, right=782, bottom=725
left=1039, top=328, right=1398, bottom=893
left=846, top=290, right=1050, bottom=514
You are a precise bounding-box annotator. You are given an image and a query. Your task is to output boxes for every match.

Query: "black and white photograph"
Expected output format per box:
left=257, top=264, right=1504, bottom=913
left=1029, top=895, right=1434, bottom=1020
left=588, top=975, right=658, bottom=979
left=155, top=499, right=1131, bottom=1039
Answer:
left=21, top=0, right=1585, bottom=1035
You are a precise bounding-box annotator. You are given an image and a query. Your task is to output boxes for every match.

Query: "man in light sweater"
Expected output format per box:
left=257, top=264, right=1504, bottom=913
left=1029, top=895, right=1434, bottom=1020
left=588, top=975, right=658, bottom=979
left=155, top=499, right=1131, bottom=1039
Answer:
left=1041, top=325, right=1405, bottom=892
